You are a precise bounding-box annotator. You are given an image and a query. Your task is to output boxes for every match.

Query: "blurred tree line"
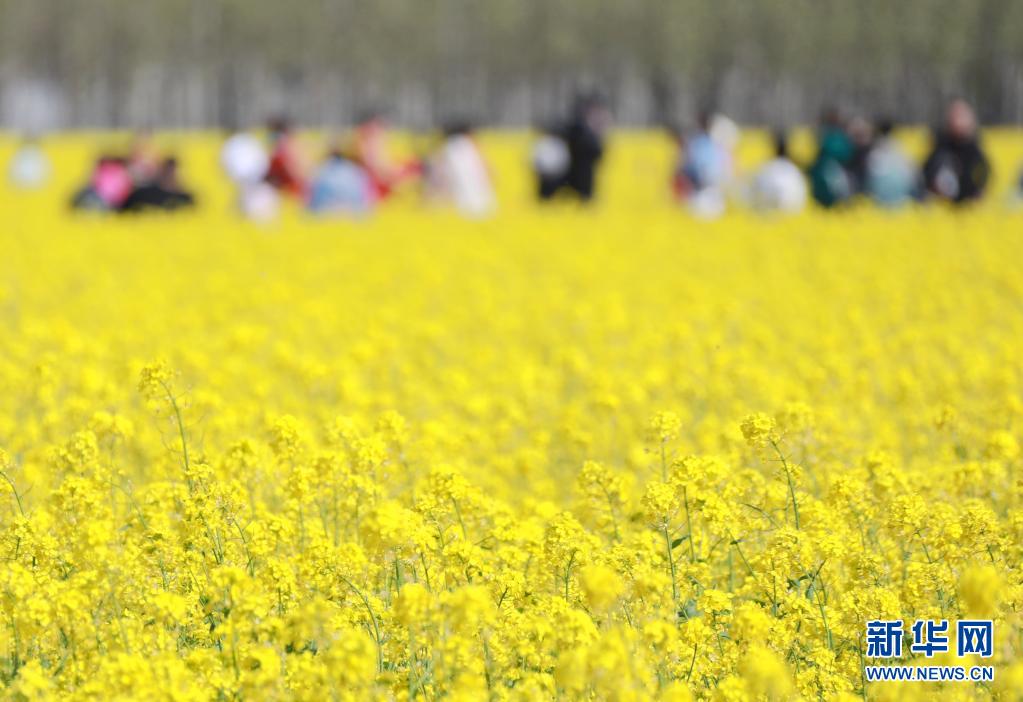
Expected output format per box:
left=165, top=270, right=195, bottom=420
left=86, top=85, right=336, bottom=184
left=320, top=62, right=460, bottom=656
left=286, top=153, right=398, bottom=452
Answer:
left=2, top=0, right=1022, bottom=129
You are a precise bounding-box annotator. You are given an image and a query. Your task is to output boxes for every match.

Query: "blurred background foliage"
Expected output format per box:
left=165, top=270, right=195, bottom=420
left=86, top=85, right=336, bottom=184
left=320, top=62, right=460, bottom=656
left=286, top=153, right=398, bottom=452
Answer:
left=2, top=0, right=1023, bottom=129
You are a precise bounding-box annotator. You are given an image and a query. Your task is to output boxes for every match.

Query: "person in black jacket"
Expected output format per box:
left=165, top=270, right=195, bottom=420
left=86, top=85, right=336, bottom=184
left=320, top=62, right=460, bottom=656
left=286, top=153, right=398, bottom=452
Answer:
left=120, top=157, right=195, bottom=213
left=562, top=94, right=610, bottom=201
left=922, top=99, right=990, bottom=204
left=535, top=93, right=611, bottom=203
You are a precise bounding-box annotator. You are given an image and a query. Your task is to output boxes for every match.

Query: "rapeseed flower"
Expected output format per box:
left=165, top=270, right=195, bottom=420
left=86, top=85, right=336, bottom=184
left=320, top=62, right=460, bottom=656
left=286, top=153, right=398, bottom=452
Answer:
left=1, top=133, right=1022, bottom=698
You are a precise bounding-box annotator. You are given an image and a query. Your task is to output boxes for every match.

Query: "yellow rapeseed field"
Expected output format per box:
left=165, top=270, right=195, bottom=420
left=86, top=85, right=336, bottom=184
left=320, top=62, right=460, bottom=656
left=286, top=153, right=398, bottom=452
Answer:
left=2, top=132, right=1023, bottom=701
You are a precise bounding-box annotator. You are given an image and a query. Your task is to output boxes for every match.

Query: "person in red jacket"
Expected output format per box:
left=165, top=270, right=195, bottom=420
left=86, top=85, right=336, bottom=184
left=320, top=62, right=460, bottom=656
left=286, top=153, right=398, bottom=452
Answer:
left=264, top=116, right=307, bottom=198
left=351, top=110, right=420, bottom=202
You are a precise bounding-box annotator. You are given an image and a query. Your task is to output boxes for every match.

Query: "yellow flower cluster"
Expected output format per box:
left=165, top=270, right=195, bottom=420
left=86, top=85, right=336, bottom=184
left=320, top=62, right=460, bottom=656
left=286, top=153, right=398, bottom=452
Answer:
left=2, top=136, right=1023, bottom=700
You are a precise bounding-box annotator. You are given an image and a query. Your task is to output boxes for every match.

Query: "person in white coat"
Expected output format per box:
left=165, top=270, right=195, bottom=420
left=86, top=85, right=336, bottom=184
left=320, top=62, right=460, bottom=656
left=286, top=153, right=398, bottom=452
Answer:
left=7, top=134, right=50, bottom=189
left=221, top=126, right=278, bottom=222
left=750, top=131, right=808, bottom=214
left=427, top=122, right=495, bottom=218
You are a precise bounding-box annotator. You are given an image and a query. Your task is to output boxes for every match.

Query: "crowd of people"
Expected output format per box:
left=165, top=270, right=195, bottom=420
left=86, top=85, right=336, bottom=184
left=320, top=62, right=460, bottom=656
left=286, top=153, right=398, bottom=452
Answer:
left=670, top=98, right=996, bottom=218
left=219, top=112, right=495, bottom=221
left=4, top=95, right=1020, bottom=219
left=63, top=133, right=197, bottom=214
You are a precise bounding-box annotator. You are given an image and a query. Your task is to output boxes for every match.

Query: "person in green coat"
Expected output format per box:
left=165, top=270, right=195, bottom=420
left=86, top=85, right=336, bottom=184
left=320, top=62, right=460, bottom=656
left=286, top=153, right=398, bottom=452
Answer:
left=808, top=107, right=855, bottom=208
